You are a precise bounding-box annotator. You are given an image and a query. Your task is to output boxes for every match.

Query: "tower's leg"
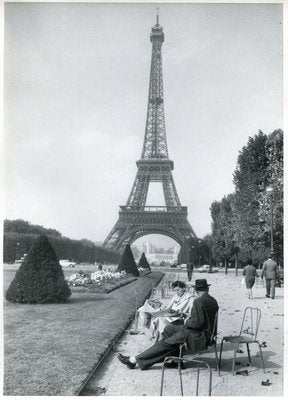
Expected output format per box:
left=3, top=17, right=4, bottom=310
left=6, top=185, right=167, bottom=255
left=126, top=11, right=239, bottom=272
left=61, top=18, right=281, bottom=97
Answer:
left=162, top=173, right=182, bottom=207
left=126, top=174, right=150, bottom=208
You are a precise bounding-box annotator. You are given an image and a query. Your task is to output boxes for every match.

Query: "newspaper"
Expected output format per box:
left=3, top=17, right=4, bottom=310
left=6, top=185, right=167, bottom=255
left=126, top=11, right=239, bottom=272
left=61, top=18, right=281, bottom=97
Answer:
left=150, top=309, right=182, bottom=318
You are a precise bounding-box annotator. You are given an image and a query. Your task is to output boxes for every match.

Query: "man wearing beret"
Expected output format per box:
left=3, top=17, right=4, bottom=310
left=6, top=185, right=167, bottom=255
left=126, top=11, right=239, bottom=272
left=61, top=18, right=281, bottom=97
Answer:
left=117, top=279, right=219, bottom=370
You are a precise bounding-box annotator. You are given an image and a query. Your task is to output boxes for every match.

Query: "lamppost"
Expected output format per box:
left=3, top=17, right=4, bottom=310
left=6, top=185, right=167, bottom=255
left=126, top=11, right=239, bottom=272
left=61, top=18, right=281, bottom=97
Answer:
left=16, top=242, right=20, bottom=261
left=266, top=186, right=274, bottom=254
left=198, top=239, right=202, bottom=266
left=188, top=237, right=194, bottom=263
left=209, top=246, right=213, bottom=273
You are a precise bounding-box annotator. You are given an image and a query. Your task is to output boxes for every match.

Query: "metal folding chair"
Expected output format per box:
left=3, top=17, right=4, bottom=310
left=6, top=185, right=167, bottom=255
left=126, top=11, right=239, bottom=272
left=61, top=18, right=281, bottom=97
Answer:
left=160, top=312, right=219, bottom=396
left=218, top=307, right=265, bottom=375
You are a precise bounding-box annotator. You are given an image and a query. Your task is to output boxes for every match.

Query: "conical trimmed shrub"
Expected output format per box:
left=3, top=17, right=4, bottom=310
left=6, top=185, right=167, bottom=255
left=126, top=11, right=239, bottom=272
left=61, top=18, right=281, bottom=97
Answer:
left=138, top=252, right=151, bottom=270
left=118, top=244, right=139, bottom=277
left=5, top=234, right=71, bottom=303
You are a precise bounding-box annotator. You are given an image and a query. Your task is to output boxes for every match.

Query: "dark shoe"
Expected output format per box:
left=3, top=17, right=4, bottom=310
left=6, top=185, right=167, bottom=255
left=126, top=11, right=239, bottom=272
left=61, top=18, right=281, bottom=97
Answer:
left=265, top=295, right=270, bottom=298
left=117, top=353, right=136, bottom=369
left=164, top=360, right=186, bottom=369
left=271, top=297, right=274, bottom=299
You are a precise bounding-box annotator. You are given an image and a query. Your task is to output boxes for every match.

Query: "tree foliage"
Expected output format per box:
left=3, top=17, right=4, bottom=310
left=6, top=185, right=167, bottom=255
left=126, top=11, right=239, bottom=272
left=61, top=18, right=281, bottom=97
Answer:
left=233, top=131, right=270, bottom=254
left=210, top=129, right=283, bottom=266
left=4, top=219, right=62, bottom=236
left=118, top=244, right=139, bottom=276
left=210, top=194, right=239, bottom=269
left=178, top=238, right=209, bottom=266
left=3, top=220, right=120, bottom=264
left=5, top=235, right=71, bottom=303
left=138, top=252, right=151, bottom=270
left=178, top=238, right=196, bottom=264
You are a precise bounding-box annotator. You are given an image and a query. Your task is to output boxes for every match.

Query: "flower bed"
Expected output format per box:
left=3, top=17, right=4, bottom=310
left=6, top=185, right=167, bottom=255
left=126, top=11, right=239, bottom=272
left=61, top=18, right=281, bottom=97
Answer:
left=66, top=269, right=137, bottom=293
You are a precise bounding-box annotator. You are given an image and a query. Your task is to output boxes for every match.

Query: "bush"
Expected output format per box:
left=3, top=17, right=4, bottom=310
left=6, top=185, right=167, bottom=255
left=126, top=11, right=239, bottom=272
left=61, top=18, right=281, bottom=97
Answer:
left=138, top=252, right=151, bottom=270
left=5, top=234, right=71, bottom=303
left=118, top=244, right=139, bottom=277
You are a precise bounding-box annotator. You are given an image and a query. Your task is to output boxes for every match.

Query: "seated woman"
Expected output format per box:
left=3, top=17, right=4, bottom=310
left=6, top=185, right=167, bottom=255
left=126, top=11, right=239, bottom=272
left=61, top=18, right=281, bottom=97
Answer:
left=138, top=281, right=193, bottom=341
left=151, top=280, right=193, bottom=341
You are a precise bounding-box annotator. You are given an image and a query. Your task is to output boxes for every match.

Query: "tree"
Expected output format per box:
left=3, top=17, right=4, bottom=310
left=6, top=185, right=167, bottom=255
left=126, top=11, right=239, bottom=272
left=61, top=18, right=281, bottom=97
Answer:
left=202, top=234, right=214, bottom=272
left=5, top=234, right=71, bottom=303
left=209, top=129, right=283, bottom=267
left=233, top=131, right=269, bottom=255
left=210, top=195, right=238, bottom=273
left=118, top=244, right=139, bottom=276
left=4, top=219, right=62, bottom=236
left=178, top=238, right=195, bottom=265
left=138, top=252, right=151, bottom=270
left=3, top=219, right=121, bottom=264
left=257, top=129, right=283, bottom=264
left=233, top=129, right=283, bottom=263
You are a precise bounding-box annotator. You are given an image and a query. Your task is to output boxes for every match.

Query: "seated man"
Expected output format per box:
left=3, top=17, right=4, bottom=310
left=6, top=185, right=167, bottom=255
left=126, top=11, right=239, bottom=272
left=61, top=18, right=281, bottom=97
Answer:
left=118, top=279, right=219, bottom=370
left=137, top=281, right=193, bottom=340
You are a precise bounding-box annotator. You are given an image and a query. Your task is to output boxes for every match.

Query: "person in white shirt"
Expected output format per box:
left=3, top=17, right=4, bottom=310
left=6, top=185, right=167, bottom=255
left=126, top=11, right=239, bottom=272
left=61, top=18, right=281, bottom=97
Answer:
left=150, top=281, right=193, bottom=341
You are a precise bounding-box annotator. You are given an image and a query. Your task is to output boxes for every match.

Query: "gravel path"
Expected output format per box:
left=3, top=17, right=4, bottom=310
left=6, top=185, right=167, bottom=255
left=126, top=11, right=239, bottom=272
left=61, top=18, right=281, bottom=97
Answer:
left=84, top=270, right=284, bottom=396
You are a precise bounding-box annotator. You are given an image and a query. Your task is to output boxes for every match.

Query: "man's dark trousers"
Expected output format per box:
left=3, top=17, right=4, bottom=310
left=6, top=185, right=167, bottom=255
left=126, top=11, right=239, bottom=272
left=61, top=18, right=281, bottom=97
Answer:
left=136, top=324, right=184, bottom=370
left=187, top=270, right=193, bottom=281
left=266, top=278, right=276, bottom=298
left=186, top=262, right=193, bottom=282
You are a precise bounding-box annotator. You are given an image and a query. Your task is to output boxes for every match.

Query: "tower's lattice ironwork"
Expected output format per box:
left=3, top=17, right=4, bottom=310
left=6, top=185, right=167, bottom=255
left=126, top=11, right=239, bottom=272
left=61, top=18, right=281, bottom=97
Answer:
left=103, top=15, right=197, bottom=250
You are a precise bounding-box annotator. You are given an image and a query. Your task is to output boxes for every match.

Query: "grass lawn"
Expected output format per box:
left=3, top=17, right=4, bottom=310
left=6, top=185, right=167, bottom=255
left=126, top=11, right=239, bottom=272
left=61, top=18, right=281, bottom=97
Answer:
left=3, top=266, right=164, bottom=395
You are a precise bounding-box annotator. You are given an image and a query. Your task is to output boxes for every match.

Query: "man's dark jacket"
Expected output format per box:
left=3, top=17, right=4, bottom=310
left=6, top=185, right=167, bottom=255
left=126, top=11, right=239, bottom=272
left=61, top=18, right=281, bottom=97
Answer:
left=186, top=261, right=193, bottom=271
left=184, top=291, right=219, bottom=352
left=261, top=258, right=278, bottom=280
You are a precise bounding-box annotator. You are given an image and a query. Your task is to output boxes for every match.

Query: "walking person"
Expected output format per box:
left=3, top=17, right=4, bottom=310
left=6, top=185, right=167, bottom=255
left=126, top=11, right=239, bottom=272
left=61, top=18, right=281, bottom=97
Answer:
left=242, top=259, right=258, bottom=299
left=186, top=261, right=194, bottom=282
left=261, top=253, right=278, bottom=299
left=117, top=279, right=218, bottom=370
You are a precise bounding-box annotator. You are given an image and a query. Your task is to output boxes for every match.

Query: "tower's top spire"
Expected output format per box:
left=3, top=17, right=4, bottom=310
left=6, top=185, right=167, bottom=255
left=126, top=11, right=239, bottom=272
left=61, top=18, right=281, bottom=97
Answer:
left=150, top=8, right=164, bottom=43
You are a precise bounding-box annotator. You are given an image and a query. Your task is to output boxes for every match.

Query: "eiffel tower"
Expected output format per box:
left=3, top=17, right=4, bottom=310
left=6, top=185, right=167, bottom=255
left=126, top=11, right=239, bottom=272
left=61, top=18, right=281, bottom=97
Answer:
left=103, top=14, right=197, bottom=250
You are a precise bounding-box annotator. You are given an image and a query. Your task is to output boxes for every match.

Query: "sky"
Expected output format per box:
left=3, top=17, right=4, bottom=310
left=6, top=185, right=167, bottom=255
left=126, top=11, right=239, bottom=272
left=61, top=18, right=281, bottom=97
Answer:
left=4, top=2, right=283, bottom=248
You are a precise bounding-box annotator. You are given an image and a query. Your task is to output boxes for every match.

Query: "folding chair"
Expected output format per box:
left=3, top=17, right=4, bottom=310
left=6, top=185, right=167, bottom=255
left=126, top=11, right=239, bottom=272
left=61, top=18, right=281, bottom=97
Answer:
left=218, top=307, right=265, bottom=375
left=160, top=312, right=219, bottom=396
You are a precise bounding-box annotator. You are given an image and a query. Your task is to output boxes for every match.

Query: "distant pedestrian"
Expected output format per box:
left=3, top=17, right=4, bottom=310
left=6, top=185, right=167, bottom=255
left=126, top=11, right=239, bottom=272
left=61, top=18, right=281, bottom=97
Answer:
left=242, top=259, right=258, bottom=299
left=186, top=261, right=194, bottom=281
left=261, top=253, right=278, bottom=299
